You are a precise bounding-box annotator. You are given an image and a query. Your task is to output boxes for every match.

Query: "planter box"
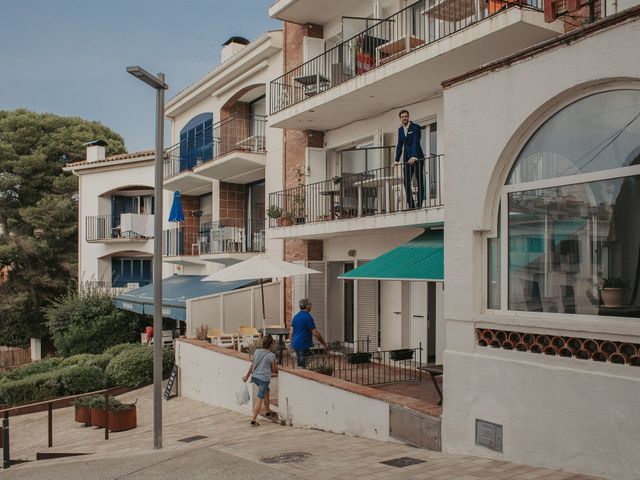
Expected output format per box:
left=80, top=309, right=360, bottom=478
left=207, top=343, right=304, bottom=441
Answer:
left=389, top=349, right=414, bottom=361
left=346, top=352, right=372, bottom=364
left=90, top=406, right=137, bottom=432
left=601, top=288, right=625, bottom=307
left=74, top=404, right=91, bottom=425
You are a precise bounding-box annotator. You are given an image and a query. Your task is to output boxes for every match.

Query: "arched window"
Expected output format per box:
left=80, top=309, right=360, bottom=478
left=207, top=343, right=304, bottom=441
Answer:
left=488, top=89, right=640, bottom=318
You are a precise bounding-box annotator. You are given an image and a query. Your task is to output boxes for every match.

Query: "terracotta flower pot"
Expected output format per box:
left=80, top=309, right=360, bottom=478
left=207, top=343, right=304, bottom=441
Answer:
left=75, top=404, right=91, bottom=425
left=89, top=406, right=137, bottom=432
left=601, top=288, right=624, bottom=307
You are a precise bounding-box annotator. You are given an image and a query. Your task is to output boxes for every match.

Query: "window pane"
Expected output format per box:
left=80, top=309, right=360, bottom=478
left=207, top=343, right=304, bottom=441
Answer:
left=341, top=149, right=366, bottom=175
left=508, top=175, right=640, bottom=318
left=488, top=236, right=501, bottom=310
left=507, top=90, right=640, bottom=184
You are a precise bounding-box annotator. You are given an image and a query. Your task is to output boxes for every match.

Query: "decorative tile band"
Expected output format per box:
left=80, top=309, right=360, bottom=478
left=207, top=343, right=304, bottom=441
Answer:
left=475, top=328, right=640, bottom=366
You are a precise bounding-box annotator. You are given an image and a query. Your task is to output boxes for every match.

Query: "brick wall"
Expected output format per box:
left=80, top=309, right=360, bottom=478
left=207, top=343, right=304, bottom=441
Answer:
left=219, top=182, right=246, bottom=226
left=283, top=239, right=323, bottom=324
left=563, top=0, right=602, bottom=32
left=180, top=195, right=200, bottom=255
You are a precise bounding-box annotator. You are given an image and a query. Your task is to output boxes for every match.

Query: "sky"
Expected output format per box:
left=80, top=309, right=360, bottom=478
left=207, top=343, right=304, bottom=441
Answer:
left=0, top=0, right=280, bottom=152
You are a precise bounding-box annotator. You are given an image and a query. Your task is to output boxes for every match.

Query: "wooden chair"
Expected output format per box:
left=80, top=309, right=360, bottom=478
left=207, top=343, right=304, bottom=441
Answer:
left=207, top=328, right=236, bottom=348
left=237, top=326, right=261, bottom=352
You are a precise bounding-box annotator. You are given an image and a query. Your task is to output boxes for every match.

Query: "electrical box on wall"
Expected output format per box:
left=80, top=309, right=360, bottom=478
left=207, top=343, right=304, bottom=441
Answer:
left=476, top=419, right=503, bottom=452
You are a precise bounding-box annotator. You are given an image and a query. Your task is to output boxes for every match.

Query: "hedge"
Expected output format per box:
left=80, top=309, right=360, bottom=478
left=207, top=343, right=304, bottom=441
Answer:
left=60, top=365, right=106, bottom=394
left=0, top=370, right=62, bottom=405
left=103, top=343, right=139, bottom=357
left=106, top=346, right=174, bottom=388
left=59, top=353, right=112, bottom=371
left=7, top=358, right=63, bottom=381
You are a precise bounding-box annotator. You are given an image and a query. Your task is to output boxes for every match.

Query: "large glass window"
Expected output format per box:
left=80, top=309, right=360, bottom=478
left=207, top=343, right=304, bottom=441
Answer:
left=489, top=89, right=640, bottom=318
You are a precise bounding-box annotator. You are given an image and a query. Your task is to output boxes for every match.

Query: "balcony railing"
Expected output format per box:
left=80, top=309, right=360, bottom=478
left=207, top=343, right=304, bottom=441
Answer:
left=85, top=214, right=153, bottom=241
left=163, top=218, right=266, bottom=257
left=163, top=113, right=267, bottom=179
left=268, top=154, right=444, bottom=227
left=270, top=0, right=542, bottom=114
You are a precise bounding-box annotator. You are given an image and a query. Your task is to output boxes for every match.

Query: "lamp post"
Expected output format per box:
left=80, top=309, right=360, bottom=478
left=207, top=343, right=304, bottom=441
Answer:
left=126, top=66, right=168, bottom=450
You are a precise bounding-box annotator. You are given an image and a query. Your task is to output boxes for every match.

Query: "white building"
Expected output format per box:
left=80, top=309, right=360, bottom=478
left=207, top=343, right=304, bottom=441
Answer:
left=442, top=6, right=640, bottom=480
left=65, top=142, right=162, bottom=292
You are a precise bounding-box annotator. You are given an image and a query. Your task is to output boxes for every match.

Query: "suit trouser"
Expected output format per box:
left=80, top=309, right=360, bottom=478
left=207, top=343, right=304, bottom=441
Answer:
left=402, top=161, right=425, bottom=208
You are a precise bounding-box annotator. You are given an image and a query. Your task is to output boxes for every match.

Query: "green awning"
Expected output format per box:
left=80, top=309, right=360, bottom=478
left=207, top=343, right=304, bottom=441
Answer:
left=113, top=275, right=255, bottom=321
left=339, top=230, right=443, bottom=282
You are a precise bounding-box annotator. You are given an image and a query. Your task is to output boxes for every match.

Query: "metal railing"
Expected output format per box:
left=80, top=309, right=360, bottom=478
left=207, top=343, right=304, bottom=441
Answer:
left=163, top=218, right=265, bottom=257
left=270, top=0, right=542, bottom=114
left=268, top=154, right=443, bottom=227
left=163, top=113, right=267, bottom=179
left=1, top=388, right=120, bottom=469
left=85, top=215, right=152, bottom=241
left=282, top=339, right=423, bottom=387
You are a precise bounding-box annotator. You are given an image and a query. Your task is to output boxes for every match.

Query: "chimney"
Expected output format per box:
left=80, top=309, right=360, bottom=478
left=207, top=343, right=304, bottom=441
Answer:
left=221, top=36, right=250, bottom=63
left=83, top=140, right=108, bottom=162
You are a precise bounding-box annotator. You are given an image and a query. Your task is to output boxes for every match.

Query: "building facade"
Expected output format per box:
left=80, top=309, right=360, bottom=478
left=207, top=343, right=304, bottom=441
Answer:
left=442, top=7, right=640, bottom=479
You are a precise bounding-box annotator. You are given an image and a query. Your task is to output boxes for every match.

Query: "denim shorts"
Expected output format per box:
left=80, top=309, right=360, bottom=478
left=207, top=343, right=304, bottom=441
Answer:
left=252, top=377, right=270, bottom=399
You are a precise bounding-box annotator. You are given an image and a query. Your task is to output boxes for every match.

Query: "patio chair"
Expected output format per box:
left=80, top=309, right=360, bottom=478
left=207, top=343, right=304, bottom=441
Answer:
left=237, top=326, right=261, bottom=352
left=207, top=328, right=236, bottom=348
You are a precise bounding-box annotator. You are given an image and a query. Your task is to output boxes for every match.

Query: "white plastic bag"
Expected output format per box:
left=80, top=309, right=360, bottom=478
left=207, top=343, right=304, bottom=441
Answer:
left=236, top=381, right=250, bottom=406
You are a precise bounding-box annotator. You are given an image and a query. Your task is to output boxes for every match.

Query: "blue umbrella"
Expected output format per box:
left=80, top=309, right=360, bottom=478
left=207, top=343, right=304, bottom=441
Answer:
left=168, top=191, right=185, bottom=222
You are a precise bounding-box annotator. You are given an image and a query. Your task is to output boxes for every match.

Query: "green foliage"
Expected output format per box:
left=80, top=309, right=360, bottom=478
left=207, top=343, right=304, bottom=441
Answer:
left=7, top=357, right=62, bottom=381
left=105, top=345, right=174, bottom=388
left=602, top=277, right=629, bottom=289
left=60, top=365, right=105, bottom=394
left=59, top=353, right=112, bottom=371
left=80, top=394, right=125, bottom=410
left=44, top=289, right=140, bottom=356
left=0, top=109, right=126, bottom=347
left=103, top=343, right=139, bottom=357
left=0, top=370, right=62, bottom=405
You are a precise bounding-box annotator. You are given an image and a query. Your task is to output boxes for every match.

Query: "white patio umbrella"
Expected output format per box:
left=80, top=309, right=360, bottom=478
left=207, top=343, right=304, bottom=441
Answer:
left=202, top=254, right=320, bottom=331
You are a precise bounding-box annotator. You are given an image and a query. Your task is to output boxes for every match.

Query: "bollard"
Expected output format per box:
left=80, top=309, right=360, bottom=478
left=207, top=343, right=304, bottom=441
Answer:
left=2, top=417, right=9, bottom=469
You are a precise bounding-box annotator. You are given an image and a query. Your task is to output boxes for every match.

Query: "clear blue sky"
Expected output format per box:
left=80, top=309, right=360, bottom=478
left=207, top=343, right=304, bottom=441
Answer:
left=0, top=0, right=280, bottom=152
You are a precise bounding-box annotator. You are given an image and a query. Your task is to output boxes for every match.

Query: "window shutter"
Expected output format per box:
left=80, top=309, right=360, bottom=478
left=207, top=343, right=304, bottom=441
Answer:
left=308, top=261, right=327, bottom=336
left=356, top=261, right=379, bottom=349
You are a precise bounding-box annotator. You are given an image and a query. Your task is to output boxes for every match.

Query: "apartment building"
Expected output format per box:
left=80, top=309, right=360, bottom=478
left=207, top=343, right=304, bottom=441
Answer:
left=266, top=0, right=561, bottom=363
left=65, top=142, right=161, bottom=292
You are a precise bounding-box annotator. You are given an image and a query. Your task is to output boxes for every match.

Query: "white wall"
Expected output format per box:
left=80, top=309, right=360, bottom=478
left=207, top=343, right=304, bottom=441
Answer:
left=176, top=340, right=391, bottom=442
left=323, top=228, right=423, bottom=262
left=442, top=17, right=640, bottom=480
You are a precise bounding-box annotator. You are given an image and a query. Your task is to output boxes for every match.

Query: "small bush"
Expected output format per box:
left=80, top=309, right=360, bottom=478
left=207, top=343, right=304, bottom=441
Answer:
left=163, top=346, right=174, bottom=375
left=0, top=370, right=62, bottom=405
left=7, top=358, right=62, bottom=381
left=106, top=346, right=153, bottom=388
left=60, top=353, right=112, bottom=371
left=103, top=343, right=139, bottom=357
left=82, top=394, right=124, bottom=410
left=86, top=353, right=112, bottom=371
left=60, top=365, right=105, bottom=395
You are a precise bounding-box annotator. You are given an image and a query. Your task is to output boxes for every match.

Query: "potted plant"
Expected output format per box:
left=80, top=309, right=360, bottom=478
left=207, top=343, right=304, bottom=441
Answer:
left=88, top=395, right=137, bottom=432
left=389, top=348, right=414, bottom=361
left=266, top=205, right=284, bottom=226
left=293, top=194, right=306, bottom=224
left=309, top=363, right=334, bottom=376
left=280, top=211, right=295, bottom=227
left=74, top=396, right=93, bottom=426
left=346, top=352, right=372, bottom=364
left=601, top=277, right=628, bottom=307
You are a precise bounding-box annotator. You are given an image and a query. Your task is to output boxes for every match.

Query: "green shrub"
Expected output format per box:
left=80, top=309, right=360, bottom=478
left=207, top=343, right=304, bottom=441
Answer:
left=81, top=394, right=124, bottom=410
left=163, top=346, right=175, bottom=375
left=60, top=365, right=105, bottom=395
left=87, top=353, right=112, bottom=371
left=0, top=370, right=62, bottom=405
left=103, top=343, right=139, bottom=357
left=7, top=357, right=62, bottom=381
left=59, top=353, right=112, bottom=371
left=106, top=346, right=153, bottom=387
left=45, top=290, right=144, bottom=356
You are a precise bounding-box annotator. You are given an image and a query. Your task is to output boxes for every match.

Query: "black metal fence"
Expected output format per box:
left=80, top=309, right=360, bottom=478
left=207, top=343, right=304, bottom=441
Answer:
left=283, top=339, right=423, bottom=387
left=268, top=154, right=443, bottom=227
left=163, top=113, right=267, bottom=179
left=163, top=218, right=265, bottom=257
left=85, top=215, right=151, bottom=241
left=270, top=0, right=543, bottom=114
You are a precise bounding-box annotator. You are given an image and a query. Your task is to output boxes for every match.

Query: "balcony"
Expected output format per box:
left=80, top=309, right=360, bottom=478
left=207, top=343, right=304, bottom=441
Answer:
left=267, top=151, right=444, bottom=239
left=163, top=114, right=267, bottom=194
left=85, top=214, right=154, bottom=243
left=163, top=219, right=265, bottom=261
left=269, top=0, right=561, bottom=130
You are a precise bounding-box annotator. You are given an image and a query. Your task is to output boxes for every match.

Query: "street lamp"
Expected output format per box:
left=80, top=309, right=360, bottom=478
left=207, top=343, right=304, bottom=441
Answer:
left=127, top=65, right=168, bottom=450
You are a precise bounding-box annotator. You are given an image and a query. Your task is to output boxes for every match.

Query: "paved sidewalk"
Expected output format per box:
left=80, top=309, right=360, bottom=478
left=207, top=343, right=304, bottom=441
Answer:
left=4, top=385, right=603, bottom=480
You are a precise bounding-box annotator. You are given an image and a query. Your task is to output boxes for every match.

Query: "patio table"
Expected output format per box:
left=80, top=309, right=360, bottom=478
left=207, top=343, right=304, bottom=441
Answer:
left=258, top=327, right=290, bottom=365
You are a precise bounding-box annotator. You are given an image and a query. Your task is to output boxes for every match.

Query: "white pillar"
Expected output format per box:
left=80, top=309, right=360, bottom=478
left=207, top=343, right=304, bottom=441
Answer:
left=30, top=338, right=42, bottom=361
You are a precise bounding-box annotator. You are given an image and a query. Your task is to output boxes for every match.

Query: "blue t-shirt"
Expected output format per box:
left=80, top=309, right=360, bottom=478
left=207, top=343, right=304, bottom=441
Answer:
left=291, top=310, right=316, bottom=350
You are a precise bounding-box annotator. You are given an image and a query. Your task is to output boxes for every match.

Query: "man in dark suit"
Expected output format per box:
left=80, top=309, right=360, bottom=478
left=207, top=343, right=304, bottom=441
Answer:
left=395, top=110, right=425, bottom=209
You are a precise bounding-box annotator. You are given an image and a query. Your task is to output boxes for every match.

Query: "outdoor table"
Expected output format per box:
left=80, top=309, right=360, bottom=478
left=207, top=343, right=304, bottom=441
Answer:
left=319, top=188, right=340, bottom=219
left=293, top=73, right=330, bottom=97
left=353, top=175, right=403, bottom=216
left=419, top=363, right=443, bottom=406
left=258, top=327, right=290, bottom=365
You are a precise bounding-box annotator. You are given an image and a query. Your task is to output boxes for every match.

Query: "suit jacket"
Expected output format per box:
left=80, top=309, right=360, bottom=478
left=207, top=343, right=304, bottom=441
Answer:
left=395, top=121, right=425, bottom=163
